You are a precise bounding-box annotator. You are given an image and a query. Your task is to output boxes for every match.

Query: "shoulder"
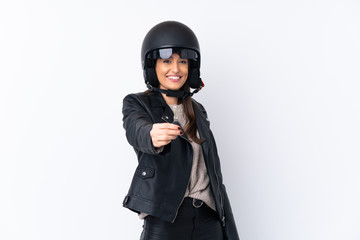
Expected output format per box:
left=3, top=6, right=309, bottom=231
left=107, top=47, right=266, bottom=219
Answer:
left=122, top=92, right=149, bottom=114
left=191, top=98, right=210, bottom=121
left=123, top=91, right=166, bottom=113
left=123, top=91, right=152, bottom=102
left=123, top=91, right=155, bottom=106
left=191, top=98, right=207, bottom=112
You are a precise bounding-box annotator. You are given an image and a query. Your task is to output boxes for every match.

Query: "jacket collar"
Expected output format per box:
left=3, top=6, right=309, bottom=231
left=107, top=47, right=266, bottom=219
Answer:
left=149, top=91, right=168, bottom=107
left=147, top=91, right=176, bottom=123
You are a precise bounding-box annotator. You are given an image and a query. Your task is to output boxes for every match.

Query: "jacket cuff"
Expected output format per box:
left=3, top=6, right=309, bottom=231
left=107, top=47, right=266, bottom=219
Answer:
left=222, top=184, right=240, bottom=240
left=154, top=146, right=164, bottom=153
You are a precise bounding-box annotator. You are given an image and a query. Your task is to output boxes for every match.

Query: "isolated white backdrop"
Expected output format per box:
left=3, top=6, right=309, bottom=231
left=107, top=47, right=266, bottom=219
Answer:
left=1, top=0, right=360, bottom=239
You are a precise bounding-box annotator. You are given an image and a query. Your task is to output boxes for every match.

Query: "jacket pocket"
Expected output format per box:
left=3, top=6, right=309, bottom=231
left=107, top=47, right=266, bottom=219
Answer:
left=135, top=166, right=155, bottom=179
left=135, top=166, right=158, bottom=202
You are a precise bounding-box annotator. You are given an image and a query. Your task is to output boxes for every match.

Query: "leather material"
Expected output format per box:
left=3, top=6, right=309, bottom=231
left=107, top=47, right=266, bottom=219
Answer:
left=122, top=91, right=240, bottom=240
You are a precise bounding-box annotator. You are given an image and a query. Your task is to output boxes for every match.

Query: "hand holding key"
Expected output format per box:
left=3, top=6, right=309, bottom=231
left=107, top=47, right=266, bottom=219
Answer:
left=150, top=123, right=183, bottom=148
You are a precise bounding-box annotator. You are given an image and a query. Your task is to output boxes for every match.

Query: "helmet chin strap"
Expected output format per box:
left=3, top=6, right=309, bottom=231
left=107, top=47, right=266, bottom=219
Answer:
left=146, top=83, right=200, bottom=99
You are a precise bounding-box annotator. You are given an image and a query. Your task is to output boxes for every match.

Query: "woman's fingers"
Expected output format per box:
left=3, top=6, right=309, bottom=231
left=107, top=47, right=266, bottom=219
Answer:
left=157, top=123, right=181, bottom=130
left=156, top=133, right=178, bottom=141
left=152, top=123, right=182, bottom=136
left=161, top=129, right=182, bottom=137
left=150, top=123, right=183, bottom=148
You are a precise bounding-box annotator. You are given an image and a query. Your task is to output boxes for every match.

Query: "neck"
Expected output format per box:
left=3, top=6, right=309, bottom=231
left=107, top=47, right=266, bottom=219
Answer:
left=161, top=93, right=178, bottom=105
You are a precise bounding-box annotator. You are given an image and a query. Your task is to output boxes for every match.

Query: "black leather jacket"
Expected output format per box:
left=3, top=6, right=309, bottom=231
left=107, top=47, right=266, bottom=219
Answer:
left=122, top=91, right=239, bottom=240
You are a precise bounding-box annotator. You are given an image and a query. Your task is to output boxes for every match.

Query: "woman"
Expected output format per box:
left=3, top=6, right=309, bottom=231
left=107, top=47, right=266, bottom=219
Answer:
left=122, top=21, right=240, bottom=240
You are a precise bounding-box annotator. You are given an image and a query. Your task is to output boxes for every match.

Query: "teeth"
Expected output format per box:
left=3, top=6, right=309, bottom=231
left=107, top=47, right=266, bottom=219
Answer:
left=168, top=76, right=180, bottom=80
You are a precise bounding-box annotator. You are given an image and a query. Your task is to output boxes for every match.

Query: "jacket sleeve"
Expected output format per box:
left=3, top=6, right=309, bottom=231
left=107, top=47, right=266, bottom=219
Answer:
left=222, top=184, right=240, bottom=240
left=122, top=94, right=158, bottom=155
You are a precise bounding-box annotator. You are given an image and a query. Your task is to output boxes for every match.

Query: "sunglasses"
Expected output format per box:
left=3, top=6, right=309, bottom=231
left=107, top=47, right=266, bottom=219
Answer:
left=147, top=48, right=198, bottom=60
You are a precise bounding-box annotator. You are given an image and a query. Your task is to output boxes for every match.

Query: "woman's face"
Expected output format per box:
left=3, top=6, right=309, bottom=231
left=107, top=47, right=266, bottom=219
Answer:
left=155, top=53, right=188, bottom=91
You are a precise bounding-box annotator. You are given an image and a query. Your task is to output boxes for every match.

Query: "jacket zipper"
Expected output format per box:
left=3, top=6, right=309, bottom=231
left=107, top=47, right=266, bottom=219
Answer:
left=162, top=114, right=225, bottom=226
left=172, top=176, right=192, bottom=223
left=161, top=115, right=193, bottom=223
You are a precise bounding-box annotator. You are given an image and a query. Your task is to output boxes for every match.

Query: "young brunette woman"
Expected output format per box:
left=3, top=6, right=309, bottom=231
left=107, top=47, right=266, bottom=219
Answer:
left=122, top=21, right=240, bottom=240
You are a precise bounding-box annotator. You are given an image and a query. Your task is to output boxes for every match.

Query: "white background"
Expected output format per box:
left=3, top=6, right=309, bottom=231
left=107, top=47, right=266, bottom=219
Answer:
left=1, top=0, right=360, bottom=239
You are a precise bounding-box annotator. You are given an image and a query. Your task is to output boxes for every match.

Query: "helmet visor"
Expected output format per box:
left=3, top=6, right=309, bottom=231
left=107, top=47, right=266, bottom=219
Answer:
left=147, top=48, right=198, bottom=60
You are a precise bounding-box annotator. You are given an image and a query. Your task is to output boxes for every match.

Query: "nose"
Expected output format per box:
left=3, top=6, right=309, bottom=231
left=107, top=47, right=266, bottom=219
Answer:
left=171, top=61, right=179, bottom=73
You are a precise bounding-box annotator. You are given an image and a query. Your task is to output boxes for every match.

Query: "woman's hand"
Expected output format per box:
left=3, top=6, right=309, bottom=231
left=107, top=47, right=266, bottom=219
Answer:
left=150, top=123, right=183, bottom=148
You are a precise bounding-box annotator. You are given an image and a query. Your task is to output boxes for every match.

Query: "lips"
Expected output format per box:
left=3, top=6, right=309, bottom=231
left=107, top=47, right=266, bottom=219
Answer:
left=166, top=75, right=181, bottom=82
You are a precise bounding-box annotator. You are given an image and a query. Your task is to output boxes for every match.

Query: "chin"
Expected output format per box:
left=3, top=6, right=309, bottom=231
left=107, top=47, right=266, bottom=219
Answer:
left=163, top=83, right=184, bottom=90
left=170, top=85, right=185, bottom=90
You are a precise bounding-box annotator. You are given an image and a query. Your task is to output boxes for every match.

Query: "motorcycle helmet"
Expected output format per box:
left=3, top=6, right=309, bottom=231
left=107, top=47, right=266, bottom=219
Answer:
left=141, top=21, right=204, bottom=98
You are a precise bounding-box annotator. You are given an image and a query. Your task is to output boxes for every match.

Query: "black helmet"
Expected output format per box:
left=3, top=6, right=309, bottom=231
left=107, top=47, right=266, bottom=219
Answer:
left=141, top=21, right=204, bottom=98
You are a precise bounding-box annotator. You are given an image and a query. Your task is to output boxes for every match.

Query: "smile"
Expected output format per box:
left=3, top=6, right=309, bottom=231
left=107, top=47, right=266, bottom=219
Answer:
left=166, top=75, right=182, bottom=82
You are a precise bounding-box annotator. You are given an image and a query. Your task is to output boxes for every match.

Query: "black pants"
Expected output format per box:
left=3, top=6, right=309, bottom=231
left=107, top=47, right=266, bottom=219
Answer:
left=140, top=198, right=224, bottom=240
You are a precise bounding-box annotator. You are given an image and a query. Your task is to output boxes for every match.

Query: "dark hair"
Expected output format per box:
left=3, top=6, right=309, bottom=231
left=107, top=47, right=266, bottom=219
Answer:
left=178, top=81, right=205, bottom=144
